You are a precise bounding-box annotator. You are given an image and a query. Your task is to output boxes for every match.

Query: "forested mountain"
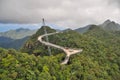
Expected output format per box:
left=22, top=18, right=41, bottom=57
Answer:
left=100, top=19, right=120, bottom=31
left=0, top=28, right=37, bottom=49
left=75, top=20, right=120, bottom=33
left=0, top=28, right=37, bottom=39
left=0, top=36, right=13, bottom=43
left=0, top=36, right=29, bottom=50
left=21, top=26, right=56, bottom=56
left=0, top=25, right=120, bottom=80
left=75, top=24, right=95, bottom=33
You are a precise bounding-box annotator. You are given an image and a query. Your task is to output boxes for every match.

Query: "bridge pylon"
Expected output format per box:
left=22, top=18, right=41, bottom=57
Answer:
left=42, top=18, right=51, bottom=56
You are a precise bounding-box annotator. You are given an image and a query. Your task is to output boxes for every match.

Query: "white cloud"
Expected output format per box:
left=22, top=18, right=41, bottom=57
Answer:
left=0, top=0, right=120, bottom=29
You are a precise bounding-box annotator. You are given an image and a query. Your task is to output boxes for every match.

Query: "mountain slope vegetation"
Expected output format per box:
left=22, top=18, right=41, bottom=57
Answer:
left=0, top=26, right=120, bottom=80
left=0, top=36, right=29, bottom=50
left=0, top=28, right=37, bottom=49
left=21, top=26, right=56, bottom=56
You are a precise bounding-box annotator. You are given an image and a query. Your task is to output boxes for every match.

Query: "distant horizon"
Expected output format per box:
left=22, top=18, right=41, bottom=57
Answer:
left=0, top=23, right=66, bottom=32
left=0, top=19, right=120, bottom=32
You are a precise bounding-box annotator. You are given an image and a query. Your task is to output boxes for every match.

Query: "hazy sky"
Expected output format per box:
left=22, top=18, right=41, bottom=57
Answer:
left=0, top=0, right=120, bottom=29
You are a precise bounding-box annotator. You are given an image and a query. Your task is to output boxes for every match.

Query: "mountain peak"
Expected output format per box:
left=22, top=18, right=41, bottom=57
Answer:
left=104, top=19, right=111, bottom=24
left=102, top=19, right=117, bottom=26
left=30, top=26, right=56, bottom=39
left=100, top=19, right=120, bottom=31
left=16, top=28, right=30, bottom=32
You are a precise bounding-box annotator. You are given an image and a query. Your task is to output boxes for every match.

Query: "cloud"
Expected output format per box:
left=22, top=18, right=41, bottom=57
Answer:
left=0, top=0, right=120, bottom=29
left=107, top=0, right=120, bottom=6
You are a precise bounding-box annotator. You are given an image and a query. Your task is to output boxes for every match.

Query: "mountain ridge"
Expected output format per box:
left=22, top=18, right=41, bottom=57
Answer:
left=0, top=28, right=37, bottom=39
left=75, top=19, right=120, bottom=33
left=100, top=19, right=120, bottom=31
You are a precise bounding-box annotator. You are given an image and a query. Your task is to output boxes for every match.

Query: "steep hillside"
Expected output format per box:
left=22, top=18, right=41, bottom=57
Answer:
left=0, top=36, right=29, bottom=50
left=0, top=36, right=13, bottom=43
left=75, top=24, right=94, bottom=33
left=21, top=26, right=56, bottom=56
left=0, top=28, right=37, bottom=49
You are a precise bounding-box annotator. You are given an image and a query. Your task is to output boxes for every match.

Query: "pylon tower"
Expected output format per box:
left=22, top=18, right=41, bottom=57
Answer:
left=42, top=18, right=51, bottom=56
